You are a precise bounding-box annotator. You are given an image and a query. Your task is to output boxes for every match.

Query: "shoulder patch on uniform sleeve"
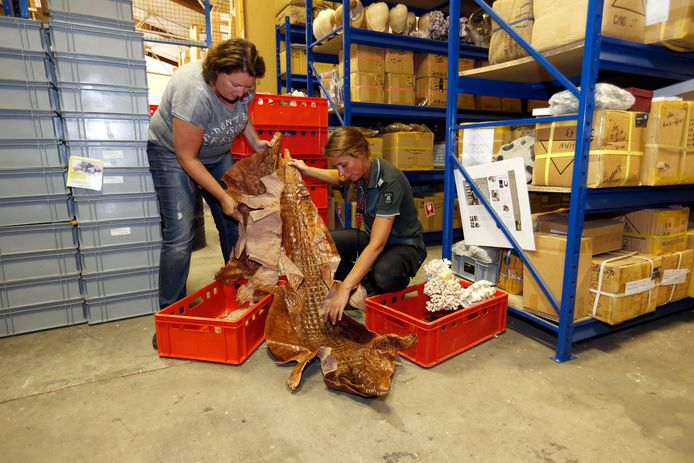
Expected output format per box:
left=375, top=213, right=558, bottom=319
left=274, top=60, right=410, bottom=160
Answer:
left=384, top=192, right=393, bottom=204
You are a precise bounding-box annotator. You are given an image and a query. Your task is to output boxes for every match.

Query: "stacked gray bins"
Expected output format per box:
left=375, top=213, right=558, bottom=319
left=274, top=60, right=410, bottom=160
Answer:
left=0, top=16, right=84, bottom=337
left=49, top=0, right=161, bottom=323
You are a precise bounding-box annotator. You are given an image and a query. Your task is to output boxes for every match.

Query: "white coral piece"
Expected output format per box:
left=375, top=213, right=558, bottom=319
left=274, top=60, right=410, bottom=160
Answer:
left=423, top=258, right=495, bottom=312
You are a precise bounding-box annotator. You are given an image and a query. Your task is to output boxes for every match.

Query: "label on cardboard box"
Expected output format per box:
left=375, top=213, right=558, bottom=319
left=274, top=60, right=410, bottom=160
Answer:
left=646, top=0, right=670, bottom=25
left=625, top=277, right=655, bottom=295
left=661, top=268, right=688, bottom=285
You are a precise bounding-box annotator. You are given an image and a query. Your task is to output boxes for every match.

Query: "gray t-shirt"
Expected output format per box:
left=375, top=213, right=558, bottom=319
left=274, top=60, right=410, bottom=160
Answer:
left=148, top=61, right=251, bottom=164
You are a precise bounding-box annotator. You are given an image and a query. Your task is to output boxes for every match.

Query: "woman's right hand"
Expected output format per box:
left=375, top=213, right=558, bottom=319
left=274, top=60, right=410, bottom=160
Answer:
left=221, top=195, right=238, bottom=217
left=287, top=159, right=307, bottom=173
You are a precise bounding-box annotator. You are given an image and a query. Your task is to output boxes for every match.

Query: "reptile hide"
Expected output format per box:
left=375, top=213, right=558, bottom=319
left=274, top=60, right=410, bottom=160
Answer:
left=216, top=135, right=416, bottom=397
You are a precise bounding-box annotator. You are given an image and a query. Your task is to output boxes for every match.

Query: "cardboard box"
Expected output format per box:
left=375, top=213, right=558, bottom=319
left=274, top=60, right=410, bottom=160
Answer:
left=276, top=4, right=313, bottom=26
left=414, top=196, right=434, bottom=232
left=414, top=53, right=447, bottom=79
left=498, top=249, right=523, bottom=295
left=385, top=49, right=414, bottom=75
left=532, top=0, right=644, bottom=51
left=475, top=96, right=502, bottom=111
left=275, top=0, right=324, bottom=15
left=644, top=0, right=694, bottom=52
left=533, top=110, right=647, bottom=188
left=415, top=77, right=446, bottom=107
left=453, top=199, right=463, bottom=229
left=348, top=71, right=384, bottom=104
left=338, top=45, right=384, bottom=78
left=536, top=213, right=625, bottom=255
left=683, top=101, right=694, bottom=184
left=382, top=131, right=434, bottom=171
left=501, top=98, right=522, bottom=113
left=430, top=192, right=445, bottom=232
left=687, top=230, right=694, bottom=298
left=522, top=232, right=593, bottom=321
left=527, top=99, right=548, bottom=111
left=279, top=47, right=306, bottom=75
left=459, top=59, right=476, bottom=72
left=489, top=0, right=533, bottom=64
left=656, top=249, right=694, bottom=306
left=458, top=94, right=475, bottom=110
left=366, top=137, right=383, bottom=157
left=458, top=126, right=513, bottom=160
left=589, top=252, right=662, bottom=324
left=385, top=73, right=415, bottom=105
left=623, top=207, right=690, bottom=255
left=528, top=192, right=570, bottom=213
left=641, top=100, right=690, bottom=186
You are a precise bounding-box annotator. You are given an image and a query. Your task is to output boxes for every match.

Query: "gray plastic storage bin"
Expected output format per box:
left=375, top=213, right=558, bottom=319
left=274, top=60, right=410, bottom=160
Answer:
left=0, top=298, right=86, bottom=337
left=62, top=112, right=149, bottom=141
left=0, top=222, right=77, bottom=254
left=84, top=288, right=157, bottom=324
left=0, top=49, right=50, bottom=83
left=76, top=217, right=161, bottom=248
left=0, top=110, right=59, bottom=140
left=0, top=272, right=81, bottom=309
left=65, top=141, right=148, bottom=168
left=73, top=192, right=158, bottom=223
left=49, top=21, right=145, bottom=61
left=0, top=248, right=79, bottom=282
left=80, top=265, right=158, bottom=299
left=71, top=167, right=154, bottom=196
left=79, top=241, right=161, bottom=273
left=0, top=194, right=73, bottom=227
left=54, top=53, right=147, bottom=88
left=0, top=16, right=45, bottom=53
left=50, top=9, right=134, bottom=31
left=58, top=83, right=149, bottom=115
left=0, top=141, right=65, bottom=169
left=0, top=81, right=54, bottom=111
left=452, top=252, right=500, bottom=286
left=48, top=0, right=134, bottom=24
left=0, top=168, right=67, bottom=199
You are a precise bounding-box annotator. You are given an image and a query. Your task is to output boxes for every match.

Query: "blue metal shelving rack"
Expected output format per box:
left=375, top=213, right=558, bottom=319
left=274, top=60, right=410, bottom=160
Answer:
left=442, top=0, right=694, bottom=362
left=299, top=1, right=519, bottom=234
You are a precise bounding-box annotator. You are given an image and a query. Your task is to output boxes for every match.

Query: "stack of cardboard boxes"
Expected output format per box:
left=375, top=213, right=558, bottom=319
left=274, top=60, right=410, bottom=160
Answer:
left=532, top=100, right=694, bottom=188
left=521, top=207, right=693, bottom=325
left=414, top=54, right=476, bottom=110
left=338, top=45, right=384, bottom=103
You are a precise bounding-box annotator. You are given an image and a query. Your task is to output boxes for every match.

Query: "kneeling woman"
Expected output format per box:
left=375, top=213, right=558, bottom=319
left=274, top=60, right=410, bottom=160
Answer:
left=289, top=126, right=427, bottom=324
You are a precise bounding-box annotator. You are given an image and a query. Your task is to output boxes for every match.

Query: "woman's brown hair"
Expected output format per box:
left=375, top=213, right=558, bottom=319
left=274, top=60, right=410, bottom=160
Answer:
left=324, top=126, right=371, bottom=160
left=202, top=38, right=265, bottom=84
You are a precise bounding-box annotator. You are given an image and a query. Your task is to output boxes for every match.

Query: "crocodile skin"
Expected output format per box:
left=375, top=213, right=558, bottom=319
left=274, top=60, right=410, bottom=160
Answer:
left=217, top=135, right=415, bottom=397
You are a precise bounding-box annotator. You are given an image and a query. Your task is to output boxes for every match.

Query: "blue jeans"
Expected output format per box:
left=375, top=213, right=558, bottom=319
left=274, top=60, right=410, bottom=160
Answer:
left=147, top=142, right=239, bottom=308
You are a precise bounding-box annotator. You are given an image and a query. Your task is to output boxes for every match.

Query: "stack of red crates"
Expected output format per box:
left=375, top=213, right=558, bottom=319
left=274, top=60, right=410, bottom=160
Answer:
left=231, top=94, right=330, bottom=225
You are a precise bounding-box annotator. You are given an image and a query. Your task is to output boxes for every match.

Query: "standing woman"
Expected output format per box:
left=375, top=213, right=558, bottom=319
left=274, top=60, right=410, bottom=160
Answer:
left=289, top=126, right=427, bottom=324
left=148, top=38, right=267, bottom=309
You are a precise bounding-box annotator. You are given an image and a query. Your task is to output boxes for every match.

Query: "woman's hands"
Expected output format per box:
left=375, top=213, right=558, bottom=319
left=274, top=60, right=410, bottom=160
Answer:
left=287, top=158, right=307, bottom=173
left=250, top=138, right=271, bottom=152
left=221, top=194, right=238, bottom=217
left=321, top=283, right=351, bottom=325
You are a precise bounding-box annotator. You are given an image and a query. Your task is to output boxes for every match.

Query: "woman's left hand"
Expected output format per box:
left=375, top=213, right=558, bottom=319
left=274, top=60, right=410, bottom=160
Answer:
left=321, top=284, right=351, bottom=325
left=251, top=139, right=271, bottom=151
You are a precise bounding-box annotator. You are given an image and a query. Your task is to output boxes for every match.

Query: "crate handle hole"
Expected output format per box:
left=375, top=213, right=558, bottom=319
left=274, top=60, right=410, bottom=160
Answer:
left=187, top=296, right=203, bottom=310
left=441, top=325, right=447, bottom=331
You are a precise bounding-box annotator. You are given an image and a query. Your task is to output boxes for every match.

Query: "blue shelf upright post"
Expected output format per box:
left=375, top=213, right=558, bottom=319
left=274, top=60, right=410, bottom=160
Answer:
left=553, top=0, right=604, bottom=362
left=306, top=2, right=313, bottom=97
left=284, top=16, right=293, bottom=93
left=442, top=0, right=462, bottom=261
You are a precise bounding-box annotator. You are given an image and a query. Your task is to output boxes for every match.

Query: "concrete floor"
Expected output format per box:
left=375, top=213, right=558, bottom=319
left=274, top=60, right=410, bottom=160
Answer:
left=1, top=212, right=693, bottom=462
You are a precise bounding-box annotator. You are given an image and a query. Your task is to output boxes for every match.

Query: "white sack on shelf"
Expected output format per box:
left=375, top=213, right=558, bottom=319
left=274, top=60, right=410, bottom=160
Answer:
left=365, top=2, right=389, bottom=32
left=548, top=83, right=635, bottom=115
left=496, top=135, right=535, bottom=183
left=313, top=9, right=337, bottom=39
left=389, top=4, right=408, bottom=34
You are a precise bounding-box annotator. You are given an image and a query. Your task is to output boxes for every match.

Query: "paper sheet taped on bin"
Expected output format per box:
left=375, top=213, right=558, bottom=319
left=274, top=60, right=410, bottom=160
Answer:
left=454, top=157, right=535, bottom=250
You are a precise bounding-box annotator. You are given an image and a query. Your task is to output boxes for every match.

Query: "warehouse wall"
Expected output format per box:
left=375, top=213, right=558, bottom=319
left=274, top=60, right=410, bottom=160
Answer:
left=244, top=0, right=277, bottom=94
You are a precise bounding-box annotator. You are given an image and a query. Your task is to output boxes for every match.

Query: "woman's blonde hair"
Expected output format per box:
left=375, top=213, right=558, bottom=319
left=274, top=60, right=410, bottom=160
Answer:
left=324, top=126, right=371, bottom=161
left=202, top=38, right=265, bottom=84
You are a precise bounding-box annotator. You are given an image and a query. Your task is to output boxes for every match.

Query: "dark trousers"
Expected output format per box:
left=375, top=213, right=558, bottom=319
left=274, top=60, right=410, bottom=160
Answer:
left=331, top=229, right=427, bottom=296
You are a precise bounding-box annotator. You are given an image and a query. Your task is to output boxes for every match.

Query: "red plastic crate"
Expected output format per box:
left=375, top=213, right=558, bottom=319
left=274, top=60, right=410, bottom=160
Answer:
left=365, top=280, right=508, bottom=367
left=298, top=155, right=328, bottom=184
left=307, top=183, right=328, bottom=209
left=250, top=94, right=328, bottom=127
left=154, top=280, right=272, bottom=365
left=318, top=206, right=329, bottom=227
left=231, top=125, right=328, bottom=157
